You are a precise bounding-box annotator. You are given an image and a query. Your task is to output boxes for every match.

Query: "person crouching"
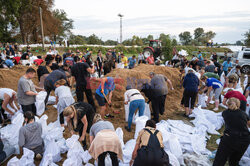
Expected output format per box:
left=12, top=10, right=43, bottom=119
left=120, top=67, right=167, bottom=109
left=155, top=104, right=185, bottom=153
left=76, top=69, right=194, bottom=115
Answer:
left=18, top=111, right=44, bottom=159
left=55, top=79, right=75, bottom=127
left=89, top=114, right=123, bottom=166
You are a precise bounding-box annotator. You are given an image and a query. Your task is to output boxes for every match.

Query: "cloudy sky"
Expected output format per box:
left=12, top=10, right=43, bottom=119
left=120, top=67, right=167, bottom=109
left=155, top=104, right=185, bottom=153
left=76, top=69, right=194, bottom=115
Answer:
left=54, top=0, right=250, bottom=43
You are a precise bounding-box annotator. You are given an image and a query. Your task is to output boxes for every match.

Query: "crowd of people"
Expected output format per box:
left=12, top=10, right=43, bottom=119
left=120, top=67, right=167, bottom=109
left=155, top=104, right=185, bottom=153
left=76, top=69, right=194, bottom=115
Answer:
left=0, top=44, right=249, bottom=166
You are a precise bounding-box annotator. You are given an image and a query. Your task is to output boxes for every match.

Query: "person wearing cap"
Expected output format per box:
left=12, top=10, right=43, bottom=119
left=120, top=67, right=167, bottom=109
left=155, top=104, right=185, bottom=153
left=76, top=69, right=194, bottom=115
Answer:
left=149, top=72, right=174, bottom=122
left=222, top=58, right=232, bottom=76
left=124, top=85, right=145, bottom=132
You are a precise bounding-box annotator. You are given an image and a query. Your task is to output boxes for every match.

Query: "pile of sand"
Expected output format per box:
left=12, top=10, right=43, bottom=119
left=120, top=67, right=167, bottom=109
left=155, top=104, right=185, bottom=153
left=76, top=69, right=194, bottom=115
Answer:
left=0, top=64, right=184, bottom=165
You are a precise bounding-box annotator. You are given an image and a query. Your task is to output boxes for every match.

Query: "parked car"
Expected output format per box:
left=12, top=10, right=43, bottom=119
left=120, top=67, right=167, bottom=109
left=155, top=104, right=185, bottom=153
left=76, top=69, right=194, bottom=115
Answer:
left=236, top=50, right=250, bottom=74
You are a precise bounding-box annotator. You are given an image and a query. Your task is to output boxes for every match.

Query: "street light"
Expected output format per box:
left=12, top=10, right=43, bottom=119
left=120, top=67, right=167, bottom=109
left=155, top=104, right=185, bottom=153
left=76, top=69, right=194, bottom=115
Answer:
left=118, top=13, right=124, bottom=44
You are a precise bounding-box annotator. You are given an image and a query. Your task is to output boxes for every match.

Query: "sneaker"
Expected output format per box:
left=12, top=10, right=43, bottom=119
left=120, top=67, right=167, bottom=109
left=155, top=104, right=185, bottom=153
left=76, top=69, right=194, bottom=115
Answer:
left=125, top=126, right=131, bottom=132
left=213, top=107, right=219, bottom=111
left=36, top=153, right=42, bottom=160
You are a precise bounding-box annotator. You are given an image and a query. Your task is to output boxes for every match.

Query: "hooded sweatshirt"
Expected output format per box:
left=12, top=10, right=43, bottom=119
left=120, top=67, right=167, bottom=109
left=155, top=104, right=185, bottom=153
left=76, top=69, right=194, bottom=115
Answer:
left=18, top=122, right=43, bottom=149
left=183, top=72, right=199, bottom=92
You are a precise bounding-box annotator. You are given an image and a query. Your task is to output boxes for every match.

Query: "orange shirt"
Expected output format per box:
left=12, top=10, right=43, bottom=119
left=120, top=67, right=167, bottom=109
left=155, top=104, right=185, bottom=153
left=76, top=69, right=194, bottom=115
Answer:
left=146, top=56, right=154, bottom=65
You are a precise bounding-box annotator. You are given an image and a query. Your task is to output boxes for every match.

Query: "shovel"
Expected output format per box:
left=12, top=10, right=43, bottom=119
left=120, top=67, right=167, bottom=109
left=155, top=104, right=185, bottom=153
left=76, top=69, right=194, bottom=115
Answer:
left=101, top=91, right=120, bottom=114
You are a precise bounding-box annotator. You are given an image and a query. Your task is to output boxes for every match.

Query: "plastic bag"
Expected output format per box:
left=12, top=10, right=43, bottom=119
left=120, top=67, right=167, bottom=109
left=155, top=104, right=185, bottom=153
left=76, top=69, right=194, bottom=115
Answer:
left=104, top=154, right=112, bottom=166
left=47, top=96, right=56, bottom=105
left=164, top=150, right=180, bottom=166
left=124, top=102, right=151, bottom=124
left=166, top=135, right=184, bottom=165
left=63, top=158, right=78, bottom=166
left=43, top=135, right=62, bottom=163
left=117, top=63, right=124, bottom=69
left=220, top=72, right=225, bottom=86
left=39, top=154, right=58, bottom=166
left=35, top=91, right=47, bottom=116
left=116, top=127, right=125, bottom=149
left=7, top=156, right=20, bottom=166
left=134, top=116, right=149, bottom=139
left=183, top=153, right=211, bottom=166
left=197, top=94, right=207, bottom=108
left=19, top=148, right=35, bottom=166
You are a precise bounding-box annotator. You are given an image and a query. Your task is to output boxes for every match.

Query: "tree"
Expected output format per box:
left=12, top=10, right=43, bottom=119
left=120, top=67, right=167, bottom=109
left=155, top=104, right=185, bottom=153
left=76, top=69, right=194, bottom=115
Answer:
left=179, top=31, right=192, bottom=45
left=244, top=30, right=250, bottom=46
left=194, top=27, right=204, bottom=40
left=204, top=31, right=216, bottom=42
left=172, top=38, right=177, bottom=46
left=104, top=40, right=118, bottom=46
left=53, top=9, right=73, bottom=41
left=147, top=35, right=154, bottom=40
left=235, top=40, right=243, bottom=46
left=159, top=33, right=173, bottom=60
left=68, top=35, right=87, bottom=45
left=87, top=34, right=103, bottom=45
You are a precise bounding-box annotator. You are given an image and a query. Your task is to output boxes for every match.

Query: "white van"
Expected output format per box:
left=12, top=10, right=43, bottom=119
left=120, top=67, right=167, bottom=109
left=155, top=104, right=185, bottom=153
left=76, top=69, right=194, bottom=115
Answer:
left=237, top=50, right=250, bottom=74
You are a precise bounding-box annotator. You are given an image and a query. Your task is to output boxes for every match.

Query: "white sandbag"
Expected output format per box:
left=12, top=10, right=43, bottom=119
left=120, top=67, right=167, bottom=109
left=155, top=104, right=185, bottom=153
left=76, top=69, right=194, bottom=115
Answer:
left=244, top=75, right=248, bottom=89
left=35, top=91, right=47, bottom=116
left=65, top=135, right=85, bottom=166
left=82, top=150, right=92, bottom=163
left=43, top=135, right=62, bottom=163
left=183, top=153, right=211, bottom=166
left=56, top=138, right=68, bottom=154
left=19, top=148, right=35, bottom=166
left=21, top=60, right=31, bottom=66
left=116, top=127, right=125, bottom=149
left=7, top=156, right=20, bottom=166
left=63, top=158, right=78, bottom=166
left=220, top=72, right=225, bottom=86
left=197, top=94, right=207, bottom=108
left=117, top=63, right=124, bottom=69
left=85, top=164, right=94, bottom=166
left=39, top=154, right=58, bottom=166
left=240, top=145, right=250, bottom=166
left=166, top=134, right=184, bottom=165
left=165, top=150, right=180, bottom=166
left=124, top=102, right=151, bottom=124
left=0, top=112, right=24, bottom=154
left=37, top=115, right=49, bottom=137
left=134, top=116, right=148, bottom=139
left=122, top=139, right=136, bottom=164
left=47, top=96, right=56, bottom=105
left=90, top=72, right=98, bottom=78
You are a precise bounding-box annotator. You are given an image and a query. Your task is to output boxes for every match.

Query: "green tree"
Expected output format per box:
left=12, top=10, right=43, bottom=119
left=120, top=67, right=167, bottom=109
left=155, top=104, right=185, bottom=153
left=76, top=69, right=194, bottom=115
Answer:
left=160, top=33, right=173, bottom=60
left=87, top=34, right=103, bottom=45
left=244, top=30, right=250, bottom=46
left=172, top=38, right=177, bottom=46
left=179, top=31, right=192, bottom=45
left=194, top=27, right=205, bottom=40
left=104, top=40, right=118, bottom=45
left=53, top=9, right=74, bottom=41
left=235, top=40, right=243, bottom=46
left=68, top=35, right=87, bottom=45
left=147, top=35, right=154, bottom=40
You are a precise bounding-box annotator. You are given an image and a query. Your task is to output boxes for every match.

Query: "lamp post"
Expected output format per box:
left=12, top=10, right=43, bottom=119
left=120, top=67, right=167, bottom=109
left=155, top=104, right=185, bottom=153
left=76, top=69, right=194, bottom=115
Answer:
left=39, top=7, right=45, bottom=50
left=118, top=13, right=124, bottom=44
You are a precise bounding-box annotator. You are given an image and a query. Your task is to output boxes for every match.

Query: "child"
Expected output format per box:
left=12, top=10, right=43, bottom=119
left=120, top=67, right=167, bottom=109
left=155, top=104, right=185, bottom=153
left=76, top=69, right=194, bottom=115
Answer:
left=55, top=79, right=75, bottom=127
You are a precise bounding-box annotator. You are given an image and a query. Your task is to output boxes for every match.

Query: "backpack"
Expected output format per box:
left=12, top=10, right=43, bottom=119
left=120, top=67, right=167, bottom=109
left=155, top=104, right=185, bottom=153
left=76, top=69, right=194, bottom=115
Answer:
left=133, top=128, right=170, bottom=166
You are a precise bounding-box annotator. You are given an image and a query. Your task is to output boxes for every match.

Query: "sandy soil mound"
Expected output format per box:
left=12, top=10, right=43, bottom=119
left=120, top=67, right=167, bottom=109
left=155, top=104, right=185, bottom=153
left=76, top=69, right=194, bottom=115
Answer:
left=0, top=64, right=184, bottom=165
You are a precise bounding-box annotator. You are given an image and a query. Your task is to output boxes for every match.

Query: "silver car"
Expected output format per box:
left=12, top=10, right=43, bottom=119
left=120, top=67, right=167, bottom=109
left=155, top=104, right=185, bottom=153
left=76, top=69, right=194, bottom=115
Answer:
left=236, top=50, right=250, bottom=74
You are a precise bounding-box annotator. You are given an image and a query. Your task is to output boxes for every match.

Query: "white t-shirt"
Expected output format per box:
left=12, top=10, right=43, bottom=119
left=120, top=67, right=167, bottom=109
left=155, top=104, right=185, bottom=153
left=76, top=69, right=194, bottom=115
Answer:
left=55, top=86, right=72, bottom=99
left=0, top=88, right=15, bottom=100
left=124, top=89, right=144, bottom=103
left=52, top=50, right=58, bottom=55
left=46, top=51, right=53, bottom=55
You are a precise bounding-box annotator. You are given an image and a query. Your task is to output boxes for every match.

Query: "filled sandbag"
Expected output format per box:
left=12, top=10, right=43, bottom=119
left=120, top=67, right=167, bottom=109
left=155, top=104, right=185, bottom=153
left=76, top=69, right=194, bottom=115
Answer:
left=134, top=116, right=148, bottom=139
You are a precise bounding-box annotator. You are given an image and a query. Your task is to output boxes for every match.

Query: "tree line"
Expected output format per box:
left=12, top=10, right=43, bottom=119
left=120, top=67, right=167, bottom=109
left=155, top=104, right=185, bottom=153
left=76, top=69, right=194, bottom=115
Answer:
left=0, top=0, right=73, bottom=44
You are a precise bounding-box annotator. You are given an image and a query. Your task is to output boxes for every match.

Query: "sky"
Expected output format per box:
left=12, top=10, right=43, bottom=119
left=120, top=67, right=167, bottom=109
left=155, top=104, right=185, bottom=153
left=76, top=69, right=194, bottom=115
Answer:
left=54, top=0, right=250, bottom=44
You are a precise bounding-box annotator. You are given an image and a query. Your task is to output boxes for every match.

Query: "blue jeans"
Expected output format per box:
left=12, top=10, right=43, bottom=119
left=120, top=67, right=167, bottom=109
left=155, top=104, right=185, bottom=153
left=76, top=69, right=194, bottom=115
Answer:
left=128, top=99, right=145, bottom=129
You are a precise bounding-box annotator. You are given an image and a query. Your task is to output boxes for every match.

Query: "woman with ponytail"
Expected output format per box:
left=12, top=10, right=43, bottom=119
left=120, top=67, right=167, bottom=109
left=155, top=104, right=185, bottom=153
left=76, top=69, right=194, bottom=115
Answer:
left=63, top=102, right=95, bottom=150
left=18, top=111, right=44, bottom=159
left=213, top=98, right=250, bottom=166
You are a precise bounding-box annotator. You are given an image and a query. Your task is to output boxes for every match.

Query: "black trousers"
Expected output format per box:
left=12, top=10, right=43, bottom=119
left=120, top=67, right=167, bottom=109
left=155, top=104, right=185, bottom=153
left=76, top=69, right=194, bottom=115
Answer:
left=183, top=90, right=197, bottom=109
left=213, top=135, right=249, bottom=166
left=98, top=151, right=119, bottom=166
left=59, top=112, right=64, bottom=125
left=240, top=100, right=247, bottom=112
left=44, top=80, right=53, bottom=106
left=0, top=100, right=8, bottom=124
left=76, top=85, right=96, bottom=111
left=21, top=103, right=37, bottom=115
left=151, top=95, right=166, bottom=123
